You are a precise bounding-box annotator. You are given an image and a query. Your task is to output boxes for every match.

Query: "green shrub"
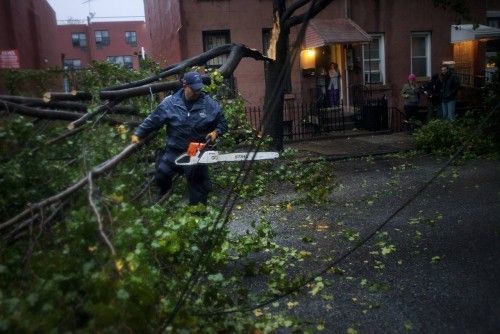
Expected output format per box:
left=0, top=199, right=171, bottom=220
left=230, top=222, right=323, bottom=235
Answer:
left=414, top=116, right=499, bottom=158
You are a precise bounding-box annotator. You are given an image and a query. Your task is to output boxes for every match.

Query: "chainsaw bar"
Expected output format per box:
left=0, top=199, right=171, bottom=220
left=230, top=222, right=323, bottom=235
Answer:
left=175, top=150, right=279, bottom=166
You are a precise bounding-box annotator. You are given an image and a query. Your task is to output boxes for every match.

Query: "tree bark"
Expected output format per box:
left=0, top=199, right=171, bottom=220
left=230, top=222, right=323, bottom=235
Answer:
left=263, top=0, right=335, bottom=150
left=0, top=98, right=132, bottom=125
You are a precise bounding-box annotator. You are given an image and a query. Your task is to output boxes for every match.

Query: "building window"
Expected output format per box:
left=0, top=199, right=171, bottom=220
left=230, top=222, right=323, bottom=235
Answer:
left=487, top=10, right=500, bottom=28
left=362, top=34, right=385, bottom=84
left=107, top=56, right=133, bottom=69
left=63, top=59, right=82, bottom=70
left=125, top=31, right=137, bottom=46
left=203, top=30, right=230, bottom=68
left=411, top=32, right=431, bottom=77
left=203, top=30, right=235, bottom=97
left=95, top=30, right=110, bottom=47
left=487, top=18, right=500, bottom=28
left=71, top=33, right=87, bottom=48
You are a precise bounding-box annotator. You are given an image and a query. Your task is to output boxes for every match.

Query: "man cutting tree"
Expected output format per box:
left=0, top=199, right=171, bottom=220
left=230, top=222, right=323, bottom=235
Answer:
left=131, top=71, right=228, bottom=205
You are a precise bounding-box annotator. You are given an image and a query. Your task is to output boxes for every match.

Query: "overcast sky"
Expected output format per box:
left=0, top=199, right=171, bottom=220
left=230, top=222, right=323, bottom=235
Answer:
left=47, top=0, right=145, bottom=22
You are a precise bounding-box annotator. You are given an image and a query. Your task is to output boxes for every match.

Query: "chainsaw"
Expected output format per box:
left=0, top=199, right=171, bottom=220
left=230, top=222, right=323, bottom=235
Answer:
left=175, top=141, right=279, bottom=166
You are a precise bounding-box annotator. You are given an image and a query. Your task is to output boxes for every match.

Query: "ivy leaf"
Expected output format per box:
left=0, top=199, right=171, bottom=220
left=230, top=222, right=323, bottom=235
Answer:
left=381, top=245, right=396, bottom=256
left=253, top=308, right=263, bottom=317
left=431, top=256, right=442, bottom=264
left=404, top=321, right=413, bottom=330
left=301, top=236, right=315, bottom=243
left=208, top=273, right=224, bottom=282
left=116, top=288, right=129, bottom=300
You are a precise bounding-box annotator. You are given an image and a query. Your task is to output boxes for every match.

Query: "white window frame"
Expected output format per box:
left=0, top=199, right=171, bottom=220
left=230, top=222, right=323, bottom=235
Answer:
left=362, top=34, right=385, bottom=85
left=125, top=31, right=137, bottom=45
left=63, top=59, right=81, bottom=70
left=107, top=56, right=133, bottom=69
left=411, top=32, right=432, bottom=78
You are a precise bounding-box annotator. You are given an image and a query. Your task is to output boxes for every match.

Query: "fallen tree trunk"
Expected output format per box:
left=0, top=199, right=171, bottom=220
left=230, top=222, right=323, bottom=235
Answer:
left=43, top=91, right=93, bottom=102
left=0, top=95, right=88, bottom=112
left=0, top=98, right=88, bottom=121
left=0, top=95, right=139, bottom=115
left=0, top=98, right=136, bottom=126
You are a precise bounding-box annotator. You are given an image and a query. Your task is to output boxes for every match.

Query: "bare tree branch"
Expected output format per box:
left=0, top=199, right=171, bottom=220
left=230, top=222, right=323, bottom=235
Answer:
left=0, top=136, right=154, bottom=232
left=282, top=0, right=311, bottom=22
left=67, top=99, right=123, bottom=130
left=4, top=202, right=64, bottom=243
left=88, top=172, right=116, bottom=256
left=285, top=0, right=335, bottom=29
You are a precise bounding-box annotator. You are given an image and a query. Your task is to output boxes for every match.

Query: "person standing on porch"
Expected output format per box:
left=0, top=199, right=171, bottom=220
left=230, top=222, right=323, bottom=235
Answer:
left=401, top=73, right=421, bottom=122
left=440, top=64, right=460, bottom=121
left=316, top=67, right=328, bottom=108
left=328, top=62, right=341, bottom=107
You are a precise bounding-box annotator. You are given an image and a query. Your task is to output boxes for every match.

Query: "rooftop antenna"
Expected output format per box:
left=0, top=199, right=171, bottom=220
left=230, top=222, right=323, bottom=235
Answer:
left=82, top=0, right=96, bottom=21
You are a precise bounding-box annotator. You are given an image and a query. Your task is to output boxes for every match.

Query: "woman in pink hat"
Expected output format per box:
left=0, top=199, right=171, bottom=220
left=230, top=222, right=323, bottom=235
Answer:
left=401, top=73, right=421, bottom=123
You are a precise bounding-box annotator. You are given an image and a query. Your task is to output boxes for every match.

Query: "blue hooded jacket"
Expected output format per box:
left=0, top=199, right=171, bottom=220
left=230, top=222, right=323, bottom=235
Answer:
left=134, top=89, right=228, bottom=153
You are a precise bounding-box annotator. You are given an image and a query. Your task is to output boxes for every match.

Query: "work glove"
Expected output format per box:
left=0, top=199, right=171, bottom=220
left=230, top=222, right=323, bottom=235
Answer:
left=206, top=130, right=218, bottom=143
left=131, top=135, right=140, bottom=144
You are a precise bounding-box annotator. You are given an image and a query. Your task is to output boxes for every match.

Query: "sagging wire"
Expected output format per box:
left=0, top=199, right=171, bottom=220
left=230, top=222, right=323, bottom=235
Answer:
left=200, top=102, right=500, bottom=317
left=159, top=0, right=322, bottom=329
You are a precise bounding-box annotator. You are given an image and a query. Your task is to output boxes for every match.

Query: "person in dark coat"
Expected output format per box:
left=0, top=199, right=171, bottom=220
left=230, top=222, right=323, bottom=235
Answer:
left=440, top=64, right=460, bottom=121
left=131, top=71, right=228, bottom=205
left=423, top=73, right=443, bottom=121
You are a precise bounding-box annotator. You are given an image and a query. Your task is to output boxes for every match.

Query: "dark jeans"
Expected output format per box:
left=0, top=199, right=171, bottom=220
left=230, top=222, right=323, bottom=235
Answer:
left=404, top=104, right=419, bottom=121
left=156, top=150, right=212, bottom=205
left=427, top=102, right=442, bottom=121
left=328, top=88, right=340, bottom=107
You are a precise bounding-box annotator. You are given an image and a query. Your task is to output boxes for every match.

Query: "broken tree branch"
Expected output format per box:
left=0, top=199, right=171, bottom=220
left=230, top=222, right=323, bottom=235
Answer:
left=67, top=99, right=123, bottom=130
left=0, top=98, right=88, bottom=121
left=103, top=44, right=234, bottom=91
left=0, top=135, right=154, bottom=232
left=285, top=0, right=334, bottom=28
left=0, top=94, right=139, bottom=115
left=0, top=98, right=135, bottom=126
left=88, top=172, right=116, bottom=256
left=282, top=0, right=311, bottom=22
left=43, top=91, right=92, bottom=103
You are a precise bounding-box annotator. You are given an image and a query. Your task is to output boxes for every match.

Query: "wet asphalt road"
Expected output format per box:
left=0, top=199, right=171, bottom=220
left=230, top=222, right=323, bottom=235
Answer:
left=230, top=154, right=500, bottom=333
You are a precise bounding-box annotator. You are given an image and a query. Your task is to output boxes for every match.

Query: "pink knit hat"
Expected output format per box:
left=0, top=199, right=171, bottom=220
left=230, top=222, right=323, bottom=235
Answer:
left=408, top=73, right=416, bottom=81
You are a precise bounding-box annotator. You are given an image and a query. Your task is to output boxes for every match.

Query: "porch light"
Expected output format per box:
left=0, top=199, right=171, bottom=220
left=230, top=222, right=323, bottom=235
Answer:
left=300, top=49, right=316, bottom=69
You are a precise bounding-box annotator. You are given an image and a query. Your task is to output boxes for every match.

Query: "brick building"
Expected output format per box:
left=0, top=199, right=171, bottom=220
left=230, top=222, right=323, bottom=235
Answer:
left=0, top=0, right=153, bottom=72
left=0, top=0, right=59, bottom=69
left=57, top=20, right=152, bottom=71
left=144, top=0, right=500, bottom=112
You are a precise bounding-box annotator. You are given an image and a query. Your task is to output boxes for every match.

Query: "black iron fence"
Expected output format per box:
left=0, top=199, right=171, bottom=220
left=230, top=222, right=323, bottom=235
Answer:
left=350, top=84, right=390, bottom=131
left=246, top=101, right=345, bottom=141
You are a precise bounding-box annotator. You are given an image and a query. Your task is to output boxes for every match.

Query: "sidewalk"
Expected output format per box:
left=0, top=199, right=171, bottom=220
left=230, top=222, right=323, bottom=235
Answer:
left=286, top=131, right=415, bottom=160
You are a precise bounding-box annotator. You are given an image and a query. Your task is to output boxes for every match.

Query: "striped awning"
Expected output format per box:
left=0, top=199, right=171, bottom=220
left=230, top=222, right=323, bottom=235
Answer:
left=304, top=18, right=371, bottom=48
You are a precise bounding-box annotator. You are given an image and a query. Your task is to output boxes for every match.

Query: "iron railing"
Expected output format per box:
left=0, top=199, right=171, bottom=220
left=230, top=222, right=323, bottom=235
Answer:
left=246, top=101, right=345, bottom=141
